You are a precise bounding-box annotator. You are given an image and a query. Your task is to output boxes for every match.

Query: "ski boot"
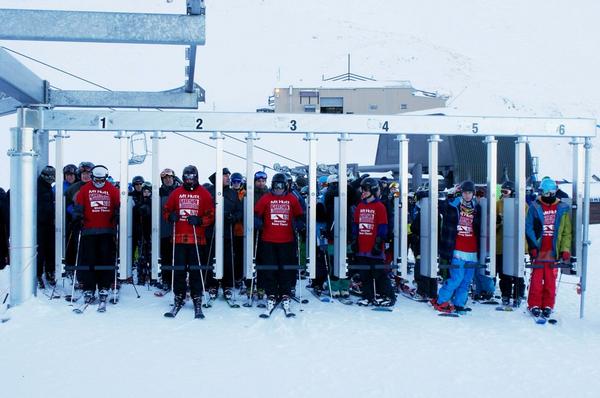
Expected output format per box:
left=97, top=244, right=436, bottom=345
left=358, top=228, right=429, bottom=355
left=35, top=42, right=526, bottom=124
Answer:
left=83, top=290, right=96, bottom=304
left=97, top=289, right=108, bottom=312
left=281, top=295, right=291, bottom=311
left=192, top=296, right=204, bottom=319
left=529, top=306, right=542, bottom=317
left=542, top=307, right=552, bottom=318
left=208, top=288, right=218, bottom=300
left=266, top=295, right=277, bottom=312
left=37, top=276, right=45, bottom=290
left=431, top=298, right=455, bottom=313
left=357, top=298, right=372, bottom=306
left=501, top=297, right=511, bottom=306
left=513, top=297, right=524, bottom=308
left=378, top=296, right=396, bottom=307
left=223, top=288, right=233, bottom=300
left=164, top=294, right=185, bottom=318
left=45, top=272, right=56, bottom=287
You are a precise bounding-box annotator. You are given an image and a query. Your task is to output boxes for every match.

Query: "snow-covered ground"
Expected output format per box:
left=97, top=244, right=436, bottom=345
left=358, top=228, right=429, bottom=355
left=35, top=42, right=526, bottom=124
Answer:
left=1, top=226, right=599, bottom=398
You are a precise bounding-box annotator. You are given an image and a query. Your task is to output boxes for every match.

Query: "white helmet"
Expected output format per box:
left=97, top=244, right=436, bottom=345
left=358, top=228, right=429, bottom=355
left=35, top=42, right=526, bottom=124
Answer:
left=326, top=174, right=338, bottom=184
left=91, top=165, right=109, bottom=188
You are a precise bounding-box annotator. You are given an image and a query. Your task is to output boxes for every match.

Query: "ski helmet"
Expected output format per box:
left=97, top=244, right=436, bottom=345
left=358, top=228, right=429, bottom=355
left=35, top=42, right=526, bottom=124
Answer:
left=460, top=180, right=475, bottom=193
left=360, top=177, right=380, bottom=196
left=78, top=161, right=94, bottom=175
left=63, top=164, right=77, bottom=176
left=182, top=165, right=199, bottom=191
left=231, top=172, right=244, bottom=184
left=271, top=173, right=287, bottom=193
left=501, top=180, right=515, bottom=192
left=539, top=177, right=557, bottom=196
left=141, top=181, right=152, bottom=194
left=132, top=175, right=145, bottom=185
left=254, top=171, right=267, bottom=181
left=91, top=165, right=109, bottom=188
left=160, top=168, right=175, bottom=179
left=40, top=166, right=55, bottom=184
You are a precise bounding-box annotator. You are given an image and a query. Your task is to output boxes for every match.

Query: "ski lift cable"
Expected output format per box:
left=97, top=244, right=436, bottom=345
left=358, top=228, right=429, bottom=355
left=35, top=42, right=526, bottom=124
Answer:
left=3, top=46, right=307, bottom=168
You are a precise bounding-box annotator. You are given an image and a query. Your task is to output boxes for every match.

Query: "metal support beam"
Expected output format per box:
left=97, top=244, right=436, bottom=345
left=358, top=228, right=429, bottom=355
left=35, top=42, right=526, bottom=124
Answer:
left=515, top=136, right=528, bottom=284
left=48, top=86, right=205, bottom=109
left=244, top=132, right=257, bottom=279
left=569, top=138, right=584, bottom=276
left=0, top=9, right=206, bottom=45
left=8, top=113, right=38, bottom=305
left=396, top=134, right=409, bottom=276
left=150, top=131, right=163, bottom=281
left=337, top=133, right=351, bottom=278
left=54, top=130, right=67, bottom=281
left=428, top=135, right=441, bottom=277
left=117, top=131, right=130, bottom=280
left=24, top=109, right=597, bottom=137
left=0, top=48, right=46, bottom=104
left=212, top=131, right=225, bottom=279
left=0, top=94, right=22, bottom=117
left=36, top=130, right=49, bottom=175
left=484, top=136, right=497, bottom=276
left=580, top=137, right=592, bottom=319
left=305, top=133, right=318, bottom=278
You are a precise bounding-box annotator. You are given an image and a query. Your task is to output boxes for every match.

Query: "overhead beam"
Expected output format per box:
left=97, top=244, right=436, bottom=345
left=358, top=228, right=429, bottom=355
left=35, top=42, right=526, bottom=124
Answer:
left=48, top=85, right=205, bottom=109
left=23, top=109, right=598, bottom=137
left=0, top=93, right=21, bottom=116
left=0, top=48, right=46, bottom=104
left=0, top=9, right=205, bottom=45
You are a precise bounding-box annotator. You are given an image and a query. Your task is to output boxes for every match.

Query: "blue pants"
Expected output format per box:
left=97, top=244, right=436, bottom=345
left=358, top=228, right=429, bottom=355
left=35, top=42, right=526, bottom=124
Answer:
left=473, top=269, right=495, bottom=295
left=437, top=258, right=475, bottom=307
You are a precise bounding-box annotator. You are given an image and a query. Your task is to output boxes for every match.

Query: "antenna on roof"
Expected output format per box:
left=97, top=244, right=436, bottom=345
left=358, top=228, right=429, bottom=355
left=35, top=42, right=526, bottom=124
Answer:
left=323, top=53, right=376, bottom=82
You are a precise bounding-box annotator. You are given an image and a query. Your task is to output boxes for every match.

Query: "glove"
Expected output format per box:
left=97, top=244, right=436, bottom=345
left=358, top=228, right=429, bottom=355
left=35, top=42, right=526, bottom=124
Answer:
left=293, top=218, right=306, bottom=233
left=187, top=215, right=202, bottom=226
left=70, top=217, right=83, bottom=229
left=254, top=216, right=263, bottom=231
left=496, top=213, right=503, bottom=225
left=529, top=248, right=538, bottom=261
left=168, top=212, right=178, bottom=224
left=371, top=237, right=383, bottom=256
left=561, top=251, right=570, bottom=262
left=350, top=239, right=358, bottom=253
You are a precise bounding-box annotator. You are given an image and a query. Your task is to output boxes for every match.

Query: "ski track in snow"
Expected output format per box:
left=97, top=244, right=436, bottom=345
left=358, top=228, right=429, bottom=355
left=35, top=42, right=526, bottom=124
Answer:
left=2, top=228, right=600, bottom=397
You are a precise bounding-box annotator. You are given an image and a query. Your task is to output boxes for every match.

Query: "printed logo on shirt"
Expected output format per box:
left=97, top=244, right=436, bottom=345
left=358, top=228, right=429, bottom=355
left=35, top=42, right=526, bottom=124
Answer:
left=543, top=209, right=557, bottom=237
left=270, top=200, right=291, bottom=226
left=179, top=195, right=200, bottom=220
left=88, top=190, right=111, bottom=213
left=457, top=210, right=474, bottom=237
left=358, top=208, right=375, bottom=236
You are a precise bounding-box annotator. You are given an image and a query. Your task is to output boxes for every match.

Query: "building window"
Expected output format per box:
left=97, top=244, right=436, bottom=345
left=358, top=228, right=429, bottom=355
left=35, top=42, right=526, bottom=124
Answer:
left=320, top=97, right=343, bottom=114
left=369, top=104, right=378, bottom=110
left=401, top=104, right=408, bottom=110
left=304, top=105, right=316, bottom=113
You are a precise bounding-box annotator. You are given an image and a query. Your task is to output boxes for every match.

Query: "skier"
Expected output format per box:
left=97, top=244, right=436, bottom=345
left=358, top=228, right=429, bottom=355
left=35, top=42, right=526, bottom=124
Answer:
left=72, top=165, right=120, bottom=308
left=157, top=168, right=180, bottom=294
left=252, top=170, right=269, bottom=300
left=37, top=166, right=56, bottom=288
left=163, top=165, right=214, bottom=318
left=254, top=173, right=304, bottom=315
left=132, top=182, right=152, bottom=285
left=130, top=175, right=146, bottom=271
left=431, top=180, right=482, bottom=313
left=497, top=180, right=526, bottom=306
left=350, top=177, right=395, bottom=307
left=230, top=172, right=247, bottom=293
left=525, top=177, right=571, bottom=319
left=0, top=187, right=7, bottom=271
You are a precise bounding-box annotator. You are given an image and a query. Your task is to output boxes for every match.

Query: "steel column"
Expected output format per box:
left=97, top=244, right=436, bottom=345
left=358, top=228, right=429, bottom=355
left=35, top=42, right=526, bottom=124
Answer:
left=396, top=134, right=409, bottom=276
left=580, top=137, right=592, bottom=318
left=337, top=133, right=350, bottom=278
left=8, top=111, right=38, bottom=305
left=117, top=131, right=130, bottom=280
left=212, top=131, right=225, bottom=279
left=150, top=131, right=163, bottom=281
left=428, top=135, right=441, bottom=276
left=305, top=133, right=318, bottom=278
left=484, top=136, right=497, bottom=276
left=514, top=136, right=528, bottom=283
left=54, top=130, right=67, bottom=280
left=36, top=129, right=49, bottom=175
left=570, top=138, right=584, bottom=276
left=244, top=132, right=257, bottom=279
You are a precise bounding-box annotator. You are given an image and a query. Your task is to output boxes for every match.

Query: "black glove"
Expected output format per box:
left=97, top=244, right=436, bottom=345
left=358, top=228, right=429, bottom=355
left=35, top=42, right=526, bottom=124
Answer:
left=350, top=239, right=358, bottom=253
left=70, top=217, right=83, bottom=229
left=496, top=213, right=503, bottom=225
left=168, top=212, right=178, bottom=224
left=371, top=237, right=383, bottom=256
left=254, top=215, right=263, bottom=231
left=187, top=215, right=202, bottom=226
left=293, top=218, right=306, bottom=234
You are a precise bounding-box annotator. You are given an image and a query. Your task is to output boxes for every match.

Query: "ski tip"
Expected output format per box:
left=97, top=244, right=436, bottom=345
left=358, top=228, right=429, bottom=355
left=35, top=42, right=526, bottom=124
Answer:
left=547, top=318, right=558, bottom=325
left=164, top=312, right=175, bottom=318
left=259, top=314, right=270, bottom=319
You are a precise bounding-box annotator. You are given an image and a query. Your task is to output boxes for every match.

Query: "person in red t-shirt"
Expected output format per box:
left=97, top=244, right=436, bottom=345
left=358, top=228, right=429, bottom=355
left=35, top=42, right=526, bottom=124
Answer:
left=163, top=165, right=215, bottom=318
left=350, top=178, right=395, bottom=307
left=254, top=173, right=304, bottom=314
left=525, top=177, right=572, bottom=319
left=72, top=165, right=120, bottom=306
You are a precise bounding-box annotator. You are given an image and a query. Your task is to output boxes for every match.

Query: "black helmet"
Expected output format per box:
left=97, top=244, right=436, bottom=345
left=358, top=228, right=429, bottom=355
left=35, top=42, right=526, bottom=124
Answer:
left=182, top=165, right=199, bottom=191
left=132, top=175, right=145, bottom=185
left=360, top=178, right=380, bottom=196
left=40, top=165, right=56, bottom=184
left=501, top=181, right=515, bottom=192
left=78, top=161, right=94, bottom=175
left=63, top=164, right=77, bottom=176
left=460, top=180, right=475, bottom=193
left=271, top=173, right=287, bottom=192
left=141, top=181, right=152, bottom=193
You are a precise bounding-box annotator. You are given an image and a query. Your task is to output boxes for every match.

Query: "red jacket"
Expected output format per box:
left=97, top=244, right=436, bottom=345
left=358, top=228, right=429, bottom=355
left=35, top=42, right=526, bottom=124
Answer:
left=163, top=185, right=214, bottom=245
left=255, top=192, right=303, bottom=243
left=75, top=181, right=120, bottom=235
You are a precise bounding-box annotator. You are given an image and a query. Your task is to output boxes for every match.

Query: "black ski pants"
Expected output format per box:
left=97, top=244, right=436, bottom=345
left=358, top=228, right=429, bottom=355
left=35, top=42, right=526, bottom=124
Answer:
left=78, top=234, right=116, bottom=292
left=414, top=258, right=438, bottom=299
left=37, top=225, right=55, bottom=278
left=257, top=241, right=297, bottom=297
left=173, top=243, right=208, bottom=299
left=355, top=256, right=395, bottom=301
left=160, top=237, right=173, bottom=288
left=498, top=254, right=526, bottom=299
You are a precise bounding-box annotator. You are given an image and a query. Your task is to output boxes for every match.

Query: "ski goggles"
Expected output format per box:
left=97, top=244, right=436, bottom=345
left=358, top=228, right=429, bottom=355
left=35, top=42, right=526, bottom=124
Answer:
left=272, top=181, right=286, bottom=191
left=254, top=171, right=267, bottom=181
left=160, top=168, right=175, bottom=178
left=183, top=173, right=197, bottom=181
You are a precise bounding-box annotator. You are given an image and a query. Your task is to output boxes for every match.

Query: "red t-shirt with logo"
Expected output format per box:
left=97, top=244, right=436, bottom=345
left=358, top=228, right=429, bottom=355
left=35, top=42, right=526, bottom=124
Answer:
left=539, top=201, right=558, bottom=261
left=354, top=200, right=387, bottom=254
left=454, top=203, right=478, bottom=253
left=163, top=185, right=214, bottom=245
left=255, top=192, right=303, bottom=243
left=75, top=181, right=120, bottom=232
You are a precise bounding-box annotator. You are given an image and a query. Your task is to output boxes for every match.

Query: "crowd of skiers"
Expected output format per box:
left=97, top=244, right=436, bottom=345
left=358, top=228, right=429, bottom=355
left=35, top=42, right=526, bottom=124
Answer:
left=0, top=160, right=572, bottom=319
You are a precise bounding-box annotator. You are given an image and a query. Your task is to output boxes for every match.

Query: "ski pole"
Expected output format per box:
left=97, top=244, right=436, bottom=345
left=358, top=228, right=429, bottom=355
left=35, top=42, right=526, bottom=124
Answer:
left=322, top=240, right=334, bottom=301
left=296, top=231, right=303, bottom=312
left=170, top=222, right=176, bottom=299
left=247, top=230, right=259, bottom=305
left=192, top=225, right=209, bottom=305
left=204, top=228, right=215, bottom=286
left=69, top=229, right=82, bottom=305
left=230, top=223, right=236, bottom=302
